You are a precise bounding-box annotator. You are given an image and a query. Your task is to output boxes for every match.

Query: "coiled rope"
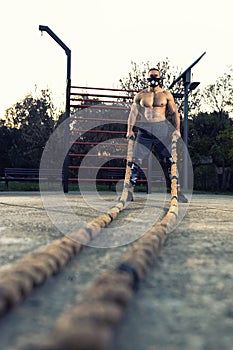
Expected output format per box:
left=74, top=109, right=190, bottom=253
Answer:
left=22, top=134, right=179, bottom=350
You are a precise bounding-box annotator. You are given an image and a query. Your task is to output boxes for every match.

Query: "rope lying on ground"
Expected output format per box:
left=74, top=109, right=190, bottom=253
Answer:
left=0, top=140, right=135, bottom=318
left=22, top=134, right=179, bottom=350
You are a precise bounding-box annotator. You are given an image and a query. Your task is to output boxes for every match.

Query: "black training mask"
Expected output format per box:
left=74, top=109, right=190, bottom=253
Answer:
left=147, top=75, right=162, bottom=88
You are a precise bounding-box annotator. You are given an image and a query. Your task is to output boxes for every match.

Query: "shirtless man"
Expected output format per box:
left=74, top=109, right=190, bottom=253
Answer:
left=126, top=67, right=188, bottom=202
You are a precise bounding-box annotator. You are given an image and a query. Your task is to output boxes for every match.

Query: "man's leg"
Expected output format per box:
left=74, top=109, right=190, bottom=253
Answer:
left=126, top=128, right=152, bottom=201
left=164, top=156, right=188, bottom=203
left=151, top=123, right=188, bottom=203
left=129, top=157, right=143, bottom=186
left=123, top=158, right=142, bottom=202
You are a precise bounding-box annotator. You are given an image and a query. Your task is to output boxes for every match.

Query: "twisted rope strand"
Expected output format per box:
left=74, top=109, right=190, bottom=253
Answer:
left=0, top=140, right=134, bottom=318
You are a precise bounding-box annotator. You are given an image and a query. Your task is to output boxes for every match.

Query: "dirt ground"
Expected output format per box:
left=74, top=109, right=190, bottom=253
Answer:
left=0, top=191, right=233, bottom=350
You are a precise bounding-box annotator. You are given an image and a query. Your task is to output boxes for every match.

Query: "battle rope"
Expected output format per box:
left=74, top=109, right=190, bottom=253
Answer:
left=119, top=136, right=134, bottom=203
left=0, top=139, right=135, bottom=318
left=22, top=134, right=179, bottom=350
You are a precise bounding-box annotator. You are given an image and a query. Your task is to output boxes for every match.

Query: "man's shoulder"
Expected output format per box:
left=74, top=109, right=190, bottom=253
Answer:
left=162, top=89, right=173, bottom=99
left=137, top=88, right=148, bottom=96
left=133, top=89, right=147, bottom=103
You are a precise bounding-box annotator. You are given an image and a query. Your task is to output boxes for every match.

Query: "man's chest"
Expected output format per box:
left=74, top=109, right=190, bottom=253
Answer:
left=139, top=92, right=167, bottom=108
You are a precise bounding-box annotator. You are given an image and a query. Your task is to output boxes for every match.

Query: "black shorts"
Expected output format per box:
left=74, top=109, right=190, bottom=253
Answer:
left=133, top=121, right=171, bottom=161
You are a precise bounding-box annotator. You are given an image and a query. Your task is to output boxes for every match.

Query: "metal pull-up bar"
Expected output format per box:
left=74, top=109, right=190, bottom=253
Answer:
left=169, top=52, right=206, bottom=190
left=169, top=52, right=206, bottom=89
left=39, top=25, right=71, bottom=193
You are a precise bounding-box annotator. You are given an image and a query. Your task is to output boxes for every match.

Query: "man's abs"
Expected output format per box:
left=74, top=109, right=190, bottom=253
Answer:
left=141, top=106, right=166, bottom=122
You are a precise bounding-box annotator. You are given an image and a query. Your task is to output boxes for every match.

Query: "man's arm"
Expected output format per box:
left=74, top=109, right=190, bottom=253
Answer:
left=166, top=91, right=181, bottom=138
left=126, top=95, right=140, bottom=139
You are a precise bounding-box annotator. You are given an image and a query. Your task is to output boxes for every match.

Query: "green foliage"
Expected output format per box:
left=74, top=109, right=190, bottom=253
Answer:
left=1, top=89, right=57, bottom=169
left=201, top=66, right=233, bottom=114
left=189, top=112, right=233, bottom=190
left=193, top=164, right=219, bottom=191
left=189, top=112, right=233, bottom=166
left=0, top=126, right=16, bottom=175
left=119, top=59, right=181, bottom=91
left=118, top=59, right=202, bottom=117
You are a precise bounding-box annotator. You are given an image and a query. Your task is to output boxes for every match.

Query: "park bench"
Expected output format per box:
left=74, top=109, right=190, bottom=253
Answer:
left=1, top=168, right=64, bottom=189
left=0, top=167, right=165, bottom=192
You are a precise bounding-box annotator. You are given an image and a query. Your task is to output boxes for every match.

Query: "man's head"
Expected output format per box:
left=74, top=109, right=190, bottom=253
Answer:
left=148, top=68, right=160, bottom=77
left=147, top=68, right=162, bottom=88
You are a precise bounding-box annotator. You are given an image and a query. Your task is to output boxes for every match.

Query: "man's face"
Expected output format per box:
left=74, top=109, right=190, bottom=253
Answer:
left=147, top=70, right=162, bottom=88
left=148, top=70, right=160, bottom=79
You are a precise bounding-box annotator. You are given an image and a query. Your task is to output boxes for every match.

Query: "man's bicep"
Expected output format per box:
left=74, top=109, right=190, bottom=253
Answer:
left=130, top=102, right=140, bottom=117
left=167, top=94, right=178, bottom=115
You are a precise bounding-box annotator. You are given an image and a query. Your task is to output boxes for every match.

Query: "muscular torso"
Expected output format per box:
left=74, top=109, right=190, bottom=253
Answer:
left=136, top=88, right=168, bottom=122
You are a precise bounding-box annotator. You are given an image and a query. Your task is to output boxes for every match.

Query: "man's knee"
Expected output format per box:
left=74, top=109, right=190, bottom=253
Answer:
left=129, top=158, right=142, bottom=186
left=132, top=155, right=143, bottom=164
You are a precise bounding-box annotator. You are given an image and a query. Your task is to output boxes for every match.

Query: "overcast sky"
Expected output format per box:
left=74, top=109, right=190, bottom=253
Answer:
left=0, top=0, right=232, bottom=117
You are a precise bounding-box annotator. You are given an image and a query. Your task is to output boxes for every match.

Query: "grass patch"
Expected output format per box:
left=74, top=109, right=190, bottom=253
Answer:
left=2, top=181, right=231, bottom=195
left=0, top=181, right=164, bottom=194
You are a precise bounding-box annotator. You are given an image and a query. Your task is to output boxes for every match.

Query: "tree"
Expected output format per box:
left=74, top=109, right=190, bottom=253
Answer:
left=119, top=59, right=182, bottom=92
left=3, top=89, right=56, bottom=168
left=201, top=67, right=233, bottom=115
left=189, top=112, right=233, bottom=190
left=118, top=59, right=202, bottom=118
left=0, top=125, right=16, bottom=175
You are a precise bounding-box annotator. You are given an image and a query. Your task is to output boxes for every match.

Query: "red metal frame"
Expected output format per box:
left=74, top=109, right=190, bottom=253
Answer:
left=69, top=154, right=126, bottom=158
left=69, top=86, right=140, bottom=188
left=71, top=130, right=126, bottom=134
left=70, top=85, right=139, bottom=93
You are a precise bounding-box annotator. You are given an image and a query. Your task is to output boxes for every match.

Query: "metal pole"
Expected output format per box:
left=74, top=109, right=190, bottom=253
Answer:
left=183, top=79, right=190, bottom=189
left=147, top=152, right=152, bottom=194
left=39, top=25, right=71, bottom=193
left=64, top=52, right=71, bottom=193
left=169, top=52, right=206, bottom=190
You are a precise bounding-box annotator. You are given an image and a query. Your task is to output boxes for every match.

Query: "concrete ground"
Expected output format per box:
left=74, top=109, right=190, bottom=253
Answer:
left=0, top=191, right=233, bottom=350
